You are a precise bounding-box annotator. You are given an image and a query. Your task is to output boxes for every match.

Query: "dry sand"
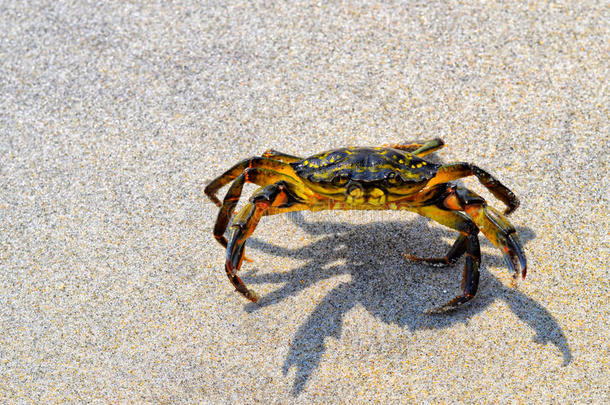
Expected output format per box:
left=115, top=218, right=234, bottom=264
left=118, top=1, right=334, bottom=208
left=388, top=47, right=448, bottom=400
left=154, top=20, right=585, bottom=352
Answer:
left=1, top=1, right=608, bottom=403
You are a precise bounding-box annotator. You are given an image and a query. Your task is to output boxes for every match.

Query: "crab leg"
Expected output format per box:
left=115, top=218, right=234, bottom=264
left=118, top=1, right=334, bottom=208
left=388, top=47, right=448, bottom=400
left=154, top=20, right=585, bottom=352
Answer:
left=408, top=205, right=482, bottom=313
left=383, top=138, right=445, bottom=156
left=212, top=167, right=305, bottom=248
left=440, top=184, right=527, bottom=279
left=404, top=234, right=467, bottom=266
left=261, top=149, right=303, bottom=162
left=424, top=163, right=520, bottom=214
left=225, top=182, right=307, bottom=302
left=205, top=156, right=299, bottom=207
left=407, top=184, right=526, bottom=312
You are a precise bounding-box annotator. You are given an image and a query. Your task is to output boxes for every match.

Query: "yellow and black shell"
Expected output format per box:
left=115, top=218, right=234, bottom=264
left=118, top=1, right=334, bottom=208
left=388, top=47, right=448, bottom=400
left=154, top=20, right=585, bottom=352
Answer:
left=291, top=147, right=440, bottom=186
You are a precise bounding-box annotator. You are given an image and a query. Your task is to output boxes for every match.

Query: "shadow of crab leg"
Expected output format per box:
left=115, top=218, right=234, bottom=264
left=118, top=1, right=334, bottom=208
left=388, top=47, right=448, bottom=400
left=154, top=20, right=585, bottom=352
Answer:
left=205, top=156, right=299, bottom=207
left=424, top=163, right=520, bottom=214
left=383, top=138, right=445, bottom=156
left=408, top=205, right=481, bottom=313
left=213, top=168, right=305, bottom=248
left=225, top=181, right=307, bottom=302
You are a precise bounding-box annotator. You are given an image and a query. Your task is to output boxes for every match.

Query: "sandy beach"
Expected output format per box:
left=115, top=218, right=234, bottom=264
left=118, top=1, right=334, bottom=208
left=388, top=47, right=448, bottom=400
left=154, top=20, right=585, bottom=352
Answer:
left=0, top=1, right=608, bottom=402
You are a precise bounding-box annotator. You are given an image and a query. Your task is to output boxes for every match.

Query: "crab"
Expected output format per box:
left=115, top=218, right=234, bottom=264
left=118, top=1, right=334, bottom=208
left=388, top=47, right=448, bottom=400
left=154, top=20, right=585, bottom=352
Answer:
left=205, top=138, right=527, bottom=313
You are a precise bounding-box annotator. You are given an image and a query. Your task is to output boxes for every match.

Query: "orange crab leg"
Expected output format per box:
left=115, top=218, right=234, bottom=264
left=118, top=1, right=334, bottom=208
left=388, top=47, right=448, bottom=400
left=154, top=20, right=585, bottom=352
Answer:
left=212, top=167, right=306, bottom=248
left=225, top=182, right=308, bottom=302
left=261, top=149, right=303, bottom=162
left=441, top=185, right=527, bottom=279
left=404, top=183, right=526, bottom=312
left=205, top=156, right=300, bottom=207
left=423, top=163, right=520, bottom=214
left=406, top=205, right=482, bottom=313
left=404, top=234, right=467, bottom=266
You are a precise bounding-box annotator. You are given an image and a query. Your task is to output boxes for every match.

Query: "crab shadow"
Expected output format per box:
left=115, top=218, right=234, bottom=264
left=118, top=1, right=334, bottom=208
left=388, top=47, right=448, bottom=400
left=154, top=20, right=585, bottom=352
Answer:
left=241, top=212, right=571, bottom=396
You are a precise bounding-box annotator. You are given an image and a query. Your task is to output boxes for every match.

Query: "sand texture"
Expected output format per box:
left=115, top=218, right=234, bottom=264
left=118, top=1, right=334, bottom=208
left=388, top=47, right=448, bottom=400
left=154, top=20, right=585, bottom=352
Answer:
left=1, top=1, right=608, bottom=403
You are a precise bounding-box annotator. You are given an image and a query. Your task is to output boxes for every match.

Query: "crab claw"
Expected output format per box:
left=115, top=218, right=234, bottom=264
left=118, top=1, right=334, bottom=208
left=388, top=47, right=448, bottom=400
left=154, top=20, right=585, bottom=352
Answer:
left=503, top=233, right=527, bottom=281
left=225, top=223, right=260, bottom=302
left=465, top=204, right=527, bottom=282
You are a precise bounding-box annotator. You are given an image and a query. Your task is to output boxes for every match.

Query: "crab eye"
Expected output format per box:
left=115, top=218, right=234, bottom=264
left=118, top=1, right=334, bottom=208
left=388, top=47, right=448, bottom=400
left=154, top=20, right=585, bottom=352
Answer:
left=332, top=173, right=350, bottom=187
left=386, top=172, right=403, bottom=186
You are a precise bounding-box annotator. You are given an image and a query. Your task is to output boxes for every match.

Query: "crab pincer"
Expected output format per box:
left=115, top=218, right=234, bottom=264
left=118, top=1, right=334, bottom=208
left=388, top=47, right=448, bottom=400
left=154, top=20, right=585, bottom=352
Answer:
left=465, top=203, right=527, bottom=281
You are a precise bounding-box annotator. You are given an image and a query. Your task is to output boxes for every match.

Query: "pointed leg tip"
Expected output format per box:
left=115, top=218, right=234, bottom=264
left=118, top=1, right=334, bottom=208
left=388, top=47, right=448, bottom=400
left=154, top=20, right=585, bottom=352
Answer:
left=427, top=304, right=456, bottom=315
left=403, top=253, right=451, bottom=267
left=403, top=253, right=428, bottom=263
left=430, top=294, right=475, bottom=314
left=427, top=301, right=461, bottom=314
left=403, top=253, right=418, bottom=261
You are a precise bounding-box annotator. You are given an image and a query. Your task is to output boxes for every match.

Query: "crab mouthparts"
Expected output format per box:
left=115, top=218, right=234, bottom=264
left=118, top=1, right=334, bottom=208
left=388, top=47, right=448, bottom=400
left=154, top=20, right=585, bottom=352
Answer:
left=345, top=185, right=387, bottom=205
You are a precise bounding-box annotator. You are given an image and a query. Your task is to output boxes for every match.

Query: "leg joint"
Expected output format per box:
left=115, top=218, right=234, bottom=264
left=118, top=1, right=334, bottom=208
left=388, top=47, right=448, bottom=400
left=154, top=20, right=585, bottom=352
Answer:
left=439, top=185, right=486, bottom=211
left=458, top=220, right=479, bottom=235
left=250, top=182, right=287, bottom=204
left=455, top=187, right=486, bottom=206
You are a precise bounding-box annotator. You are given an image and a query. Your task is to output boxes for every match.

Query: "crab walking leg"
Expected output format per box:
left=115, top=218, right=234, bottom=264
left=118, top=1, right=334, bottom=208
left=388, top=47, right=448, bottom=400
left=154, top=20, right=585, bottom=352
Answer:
left=411, top=138, right=445, bottom=157
left=424, top=163, right=520, bottom=214
left=205, top=156, right=299, bottom=207
left=213, top=168, right=306, bottom=248
left=408, top=205, right=482, bottom=313
left=261, top=149, right=303, bottom=162
left=442, top=185, right=528, bottom=280
left=382, top=138, right=445, bottom=156
left=225, top=182, right=307, bottom=302
left=404, top=234, right=467, bottom=266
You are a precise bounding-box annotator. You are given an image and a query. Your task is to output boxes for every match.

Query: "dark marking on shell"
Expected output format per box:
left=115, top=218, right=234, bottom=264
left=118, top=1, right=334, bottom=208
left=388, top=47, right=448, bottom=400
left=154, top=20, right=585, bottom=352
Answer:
left=291, top=147, right=439, bottom=185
